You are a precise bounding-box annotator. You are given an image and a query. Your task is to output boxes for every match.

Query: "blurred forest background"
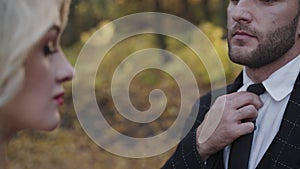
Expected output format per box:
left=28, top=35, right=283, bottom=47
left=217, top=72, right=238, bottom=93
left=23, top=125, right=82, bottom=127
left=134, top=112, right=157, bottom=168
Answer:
left=8, top=0, right=241, bottom=168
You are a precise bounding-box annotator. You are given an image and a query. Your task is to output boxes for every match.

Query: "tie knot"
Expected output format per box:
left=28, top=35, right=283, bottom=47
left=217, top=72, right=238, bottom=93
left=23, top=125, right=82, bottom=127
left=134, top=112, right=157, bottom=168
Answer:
left=247, top=83, right=266, bottom=95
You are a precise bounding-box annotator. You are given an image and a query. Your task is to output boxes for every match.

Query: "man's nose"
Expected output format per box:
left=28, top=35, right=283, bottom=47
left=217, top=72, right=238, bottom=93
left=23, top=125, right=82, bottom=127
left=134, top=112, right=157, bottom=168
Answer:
left=231, top=0, right=253, bottom=24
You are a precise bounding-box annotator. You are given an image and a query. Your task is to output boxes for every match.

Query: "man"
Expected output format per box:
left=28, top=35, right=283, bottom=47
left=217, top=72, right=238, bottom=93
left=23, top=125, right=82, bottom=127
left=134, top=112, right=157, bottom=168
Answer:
left=162, top=0, right=300, bottom=168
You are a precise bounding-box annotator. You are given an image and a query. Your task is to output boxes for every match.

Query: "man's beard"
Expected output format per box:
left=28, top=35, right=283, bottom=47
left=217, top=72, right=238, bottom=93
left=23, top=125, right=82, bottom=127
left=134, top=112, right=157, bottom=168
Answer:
left=228, top=15, right=299, bottom=68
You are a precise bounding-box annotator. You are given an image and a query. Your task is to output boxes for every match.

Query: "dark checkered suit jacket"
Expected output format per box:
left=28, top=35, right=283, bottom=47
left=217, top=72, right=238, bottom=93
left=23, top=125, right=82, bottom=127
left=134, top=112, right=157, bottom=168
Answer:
left=161, top=72, right=300, bottom=169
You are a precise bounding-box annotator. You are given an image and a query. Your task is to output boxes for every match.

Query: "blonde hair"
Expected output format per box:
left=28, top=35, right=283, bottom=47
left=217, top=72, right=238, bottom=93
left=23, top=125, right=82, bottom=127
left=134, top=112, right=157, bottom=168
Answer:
left=0, top=0, right=71, bottom=106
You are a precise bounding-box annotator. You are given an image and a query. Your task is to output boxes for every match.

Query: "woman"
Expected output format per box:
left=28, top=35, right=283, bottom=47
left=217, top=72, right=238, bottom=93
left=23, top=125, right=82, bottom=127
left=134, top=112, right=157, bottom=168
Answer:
left=0, top=0, right=73, bottom=167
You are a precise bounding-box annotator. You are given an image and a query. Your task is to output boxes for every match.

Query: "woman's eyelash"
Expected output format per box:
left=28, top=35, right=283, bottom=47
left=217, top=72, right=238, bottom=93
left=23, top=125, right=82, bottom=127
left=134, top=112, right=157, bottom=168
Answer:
left=261, top=0, right=275, bottom=3
left=231, top=0, right=276, bottom=4
left=43, top=41, right=58, bottom=55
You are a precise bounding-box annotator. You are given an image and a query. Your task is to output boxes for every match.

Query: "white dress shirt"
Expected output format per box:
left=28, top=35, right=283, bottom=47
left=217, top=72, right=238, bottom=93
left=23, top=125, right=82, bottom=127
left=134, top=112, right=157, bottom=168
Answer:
left=223, top=55, right=300, bottom=169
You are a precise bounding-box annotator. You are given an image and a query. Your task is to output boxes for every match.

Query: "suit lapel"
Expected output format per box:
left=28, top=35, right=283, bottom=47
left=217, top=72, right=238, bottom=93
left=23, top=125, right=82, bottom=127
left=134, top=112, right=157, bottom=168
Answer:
left=257, top=72, right=300, bottom=169
left=227, top=72, right=243, bottom=93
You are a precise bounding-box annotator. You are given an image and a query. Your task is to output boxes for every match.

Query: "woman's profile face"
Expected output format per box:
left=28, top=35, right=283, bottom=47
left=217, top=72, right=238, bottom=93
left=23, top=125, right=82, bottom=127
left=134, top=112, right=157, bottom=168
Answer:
left=1, top=24, right=73, bottom=132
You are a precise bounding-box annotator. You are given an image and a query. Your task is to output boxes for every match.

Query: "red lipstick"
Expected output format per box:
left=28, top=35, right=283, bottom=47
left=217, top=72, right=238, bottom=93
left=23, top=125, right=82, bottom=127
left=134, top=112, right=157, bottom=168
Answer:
left=54, top=93, right=64, bottom=105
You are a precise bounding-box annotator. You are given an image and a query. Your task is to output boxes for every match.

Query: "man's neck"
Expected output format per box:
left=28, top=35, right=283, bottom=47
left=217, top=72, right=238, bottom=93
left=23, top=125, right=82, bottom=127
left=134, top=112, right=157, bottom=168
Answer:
left=246, top=48, right=300, bottom=83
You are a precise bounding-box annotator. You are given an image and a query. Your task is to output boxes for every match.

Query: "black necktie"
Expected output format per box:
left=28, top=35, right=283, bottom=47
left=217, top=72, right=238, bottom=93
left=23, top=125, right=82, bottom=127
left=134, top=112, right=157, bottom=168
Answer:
left=228, top=83, right=266, bottom=169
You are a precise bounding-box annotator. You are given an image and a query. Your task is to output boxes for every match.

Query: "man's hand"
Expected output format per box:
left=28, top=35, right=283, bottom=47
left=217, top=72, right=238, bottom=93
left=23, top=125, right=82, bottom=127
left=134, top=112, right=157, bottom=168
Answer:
left=196, top=91, right=263, bottom=160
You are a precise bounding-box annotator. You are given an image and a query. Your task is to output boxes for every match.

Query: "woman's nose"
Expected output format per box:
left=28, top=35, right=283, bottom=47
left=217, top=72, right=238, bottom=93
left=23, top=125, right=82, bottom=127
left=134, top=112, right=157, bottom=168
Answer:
left=55, top=51, right=74, bottom=83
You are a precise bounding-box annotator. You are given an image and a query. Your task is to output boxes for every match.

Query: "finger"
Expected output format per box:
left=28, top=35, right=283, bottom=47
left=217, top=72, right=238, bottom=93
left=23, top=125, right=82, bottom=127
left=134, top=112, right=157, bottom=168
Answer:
left=229, top=92, right=263, bottom=109
left=235, top=121, right=255, bottom=137
left=236, top=105, right=258, bottom=122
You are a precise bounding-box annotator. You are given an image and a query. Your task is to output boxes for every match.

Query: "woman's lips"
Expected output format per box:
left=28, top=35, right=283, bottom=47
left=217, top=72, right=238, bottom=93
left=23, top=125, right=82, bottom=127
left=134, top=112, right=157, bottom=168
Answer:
left=54, top=92, right=64, bottom=106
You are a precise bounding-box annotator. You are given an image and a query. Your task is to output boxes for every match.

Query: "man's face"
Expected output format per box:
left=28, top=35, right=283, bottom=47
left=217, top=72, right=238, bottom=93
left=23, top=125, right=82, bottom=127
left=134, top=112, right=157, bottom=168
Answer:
left=227, top=0, right=299, bottom=68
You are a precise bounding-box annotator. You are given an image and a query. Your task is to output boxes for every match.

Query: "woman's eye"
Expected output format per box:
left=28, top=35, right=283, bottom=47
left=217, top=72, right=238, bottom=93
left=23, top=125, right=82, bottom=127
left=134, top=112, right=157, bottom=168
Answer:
left=230, top=0, right=239, bottom=5
left=260, top=0, right=276, bottom=3
left=43, top=41, right=58, bottom=55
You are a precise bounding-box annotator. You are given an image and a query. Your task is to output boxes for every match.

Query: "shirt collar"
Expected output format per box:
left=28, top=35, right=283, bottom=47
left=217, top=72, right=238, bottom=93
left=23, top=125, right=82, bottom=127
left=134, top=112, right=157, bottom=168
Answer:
left=243, top=56, right=300, bottom=101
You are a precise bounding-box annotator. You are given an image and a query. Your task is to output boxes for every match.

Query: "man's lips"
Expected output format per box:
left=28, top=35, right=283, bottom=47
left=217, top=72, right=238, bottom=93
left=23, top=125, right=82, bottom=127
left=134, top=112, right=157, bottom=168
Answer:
left=233, top=31, right=256, bottom=38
